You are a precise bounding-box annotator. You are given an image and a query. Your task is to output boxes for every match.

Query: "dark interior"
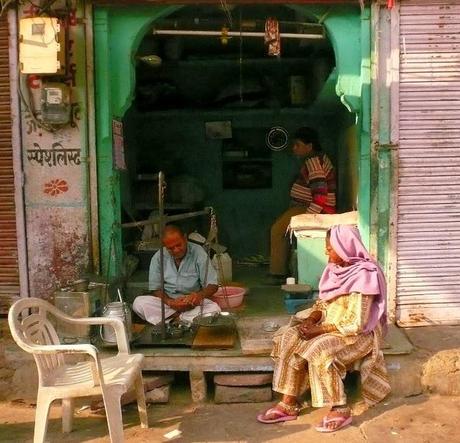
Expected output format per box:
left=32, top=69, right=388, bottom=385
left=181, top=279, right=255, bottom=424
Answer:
left=121, top=5, right=356, bottom=270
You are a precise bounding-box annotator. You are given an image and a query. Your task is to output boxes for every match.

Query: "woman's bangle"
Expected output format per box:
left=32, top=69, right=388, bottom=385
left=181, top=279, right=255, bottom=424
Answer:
left=322, top=324, right=336, bottom=333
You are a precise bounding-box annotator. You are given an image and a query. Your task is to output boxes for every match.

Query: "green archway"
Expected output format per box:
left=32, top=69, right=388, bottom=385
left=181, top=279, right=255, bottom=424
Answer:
left=94, top=4, right=370, bottom=275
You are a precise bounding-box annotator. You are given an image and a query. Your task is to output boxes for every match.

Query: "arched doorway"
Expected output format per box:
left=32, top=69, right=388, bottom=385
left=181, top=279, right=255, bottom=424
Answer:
left=94, top=3, right=369, bottom=276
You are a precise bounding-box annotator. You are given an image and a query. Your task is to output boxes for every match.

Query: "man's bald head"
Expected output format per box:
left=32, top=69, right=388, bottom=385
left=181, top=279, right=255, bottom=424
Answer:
left=162, top=225, right=187, bottom=260
left=163, top=225, right=185, bottom=240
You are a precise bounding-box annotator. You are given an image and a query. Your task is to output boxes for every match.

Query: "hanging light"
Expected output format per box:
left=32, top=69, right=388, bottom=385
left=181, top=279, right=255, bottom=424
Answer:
left=220, top=26, right=230, bottom=45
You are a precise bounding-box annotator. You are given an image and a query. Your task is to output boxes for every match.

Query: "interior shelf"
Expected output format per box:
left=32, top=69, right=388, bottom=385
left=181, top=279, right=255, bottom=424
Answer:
left=155, top=57, right=312, bottom=67
left=222, top=157, right=271, bottom=162
left=134, top=106, right=318, bottom=119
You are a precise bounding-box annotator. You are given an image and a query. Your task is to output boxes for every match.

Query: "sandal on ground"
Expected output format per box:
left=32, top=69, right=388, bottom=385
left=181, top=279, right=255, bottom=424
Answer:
left=257, top=402, right=299, bottom=424
left=315, top=413, right=352, bottom=433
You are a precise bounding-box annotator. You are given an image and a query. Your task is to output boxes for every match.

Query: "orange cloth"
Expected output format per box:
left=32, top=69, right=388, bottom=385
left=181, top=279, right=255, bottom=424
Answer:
left=264, top=17, right=281, bottom=57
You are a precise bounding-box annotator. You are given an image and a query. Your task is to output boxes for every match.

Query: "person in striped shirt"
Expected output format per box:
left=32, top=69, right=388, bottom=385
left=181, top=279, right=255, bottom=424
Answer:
left=269, top=127, right=336, bottom=279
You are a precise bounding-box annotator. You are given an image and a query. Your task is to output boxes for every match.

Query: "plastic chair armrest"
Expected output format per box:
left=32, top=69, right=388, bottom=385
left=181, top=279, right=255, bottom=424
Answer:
left=68, top=317, right=130, bottom=353
left=32, top=343, right=99, bottom=359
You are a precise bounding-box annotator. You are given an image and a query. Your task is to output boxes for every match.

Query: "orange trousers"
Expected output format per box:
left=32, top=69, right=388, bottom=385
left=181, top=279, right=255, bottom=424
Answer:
left=270, top=206, right=305, bottom=276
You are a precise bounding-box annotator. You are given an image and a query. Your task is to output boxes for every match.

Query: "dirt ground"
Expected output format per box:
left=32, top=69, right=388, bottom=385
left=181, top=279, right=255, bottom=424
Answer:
left=0, top=394, right=459, bottom=443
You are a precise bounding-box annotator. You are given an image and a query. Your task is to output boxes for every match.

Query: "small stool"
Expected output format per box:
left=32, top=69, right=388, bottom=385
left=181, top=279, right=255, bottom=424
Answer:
left=281, top=284, right=315, bottom=314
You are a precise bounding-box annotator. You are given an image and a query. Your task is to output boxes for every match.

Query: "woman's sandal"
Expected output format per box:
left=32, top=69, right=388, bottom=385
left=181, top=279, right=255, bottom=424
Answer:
left=315, top=409, right=352, bottom=433
left=256, top=401, right=300, bottom=424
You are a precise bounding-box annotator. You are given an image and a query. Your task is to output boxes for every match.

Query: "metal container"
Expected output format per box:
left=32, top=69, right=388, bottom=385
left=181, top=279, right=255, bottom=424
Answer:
left=54, top=282, right=108, bottom=342
left=101, top=302, right=132, bottom=344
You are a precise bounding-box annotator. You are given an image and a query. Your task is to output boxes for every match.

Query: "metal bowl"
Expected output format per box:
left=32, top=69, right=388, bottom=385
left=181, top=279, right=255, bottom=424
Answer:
left=192, top=312, right=236, bottom=328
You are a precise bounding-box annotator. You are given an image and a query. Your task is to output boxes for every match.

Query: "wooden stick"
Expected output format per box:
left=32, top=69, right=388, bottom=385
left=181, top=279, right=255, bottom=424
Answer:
left=120, top=209, right=211, bottom=229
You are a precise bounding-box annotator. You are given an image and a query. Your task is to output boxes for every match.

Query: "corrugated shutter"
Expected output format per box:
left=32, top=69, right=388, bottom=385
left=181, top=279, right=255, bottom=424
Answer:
left=0, top=14, right=19, bottom=314
left=397, top=0, right=460, bottom=326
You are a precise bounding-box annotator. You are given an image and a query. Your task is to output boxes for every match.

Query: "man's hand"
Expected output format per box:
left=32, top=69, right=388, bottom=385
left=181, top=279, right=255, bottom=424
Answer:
left=152, top=290, right=204, bottom=312
left=152, top=290, right=168, bottom=301
left=167, top=297, right=192, bottom=312
left=172, top=293, right=204, bottom=311
left=185, top=292, right=204, bottom=307
left=152, top=291, right=192, bottom=312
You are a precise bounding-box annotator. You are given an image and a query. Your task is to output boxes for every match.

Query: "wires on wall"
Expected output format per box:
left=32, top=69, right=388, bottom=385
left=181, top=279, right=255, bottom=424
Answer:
left=219, top=0, right=233, bottom=29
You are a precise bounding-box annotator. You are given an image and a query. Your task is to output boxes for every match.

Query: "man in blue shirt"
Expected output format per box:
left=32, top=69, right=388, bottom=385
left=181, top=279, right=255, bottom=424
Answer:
left=133, top=225, right=220, bottom=325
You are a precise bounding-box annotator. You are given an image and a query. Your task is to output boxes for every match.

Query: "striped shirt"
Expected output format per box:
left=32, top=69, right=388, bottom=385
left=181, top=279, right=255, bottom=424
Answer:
left=290, top=152, right=336, bottom=214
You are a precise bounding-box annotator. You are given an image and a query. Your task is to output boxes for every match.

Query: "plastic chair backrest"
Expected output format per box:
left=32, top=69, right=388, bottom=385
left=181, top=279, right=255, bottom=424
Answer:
left=9, top=298, right=65, bottom=384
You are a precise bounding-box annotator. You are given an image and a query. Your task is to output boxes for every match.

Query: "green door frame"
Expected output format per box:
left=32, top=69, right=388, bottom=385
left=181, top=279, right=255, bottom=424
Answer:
left=94, top=4, right=371, bottom=276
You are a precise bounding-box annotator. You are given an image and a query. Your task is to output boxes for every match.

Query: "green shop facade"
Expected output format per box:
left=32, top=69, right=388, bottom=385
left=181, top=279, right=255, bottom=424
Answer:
left=92, top=1, right=395, bottom=317
left=16, top=1, right=459, bottom=327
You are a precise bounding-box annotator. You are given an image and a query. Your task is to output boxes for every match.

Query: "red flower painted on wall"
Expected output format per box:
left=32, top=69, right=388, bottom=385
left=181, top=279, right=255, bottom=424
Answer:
left=44, top=179, right=69, bottom=196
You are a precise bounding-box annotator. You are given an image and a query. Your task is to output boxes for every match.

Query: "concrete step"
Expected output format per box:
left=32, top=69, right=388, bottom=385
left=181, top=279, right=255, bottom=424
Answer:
left=2, top=317, right=459, bottom=402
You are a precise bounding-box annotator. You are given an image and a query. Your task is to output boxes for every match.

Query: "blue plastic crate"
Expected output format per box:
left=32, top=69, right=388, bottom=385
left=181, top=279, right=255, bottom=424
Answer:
left=284, top=298, right=313, bottom=314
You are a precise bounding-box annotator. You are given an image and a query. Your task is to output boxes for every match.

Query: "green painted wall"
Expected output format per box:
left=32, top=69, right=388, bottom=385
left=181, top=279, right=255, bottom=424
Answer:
left=94, top=6, right=180, bottom=275
left=94, top=4, right=369, bottom=275
left=337, top=122, right=359, bottom=212
left=124, top=107, right=348, bottom=259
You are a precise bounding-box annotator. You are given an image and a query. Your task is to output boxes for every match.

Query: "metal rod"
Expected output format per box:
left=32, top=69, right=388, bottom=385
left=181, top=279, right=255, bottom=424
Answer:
left=152, top=29, right=324, bottom=39
left=85, top=1, right=101, bottom=274
left=158, top=18, right=323, bottom=29
left=121, top=209, right=211, bottom=229
left=158, top=172, right=166, bottom=340
left=162, top=209, right=211, bottom=222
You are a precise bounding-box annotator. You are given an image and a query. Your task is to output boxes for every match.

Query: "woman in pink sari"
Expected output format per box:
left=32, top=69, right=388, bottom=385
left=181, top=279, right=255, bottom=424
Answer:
left=257, top=225, right=390, bottom=432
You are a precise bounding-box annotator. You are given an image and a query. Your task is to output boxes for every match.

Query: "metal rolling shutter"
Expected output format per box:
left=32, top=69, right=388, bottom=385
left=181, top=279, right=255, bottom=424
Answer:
left=0, top=15, right=19, bottom=314
left=397, top=0, right=460, bottom=326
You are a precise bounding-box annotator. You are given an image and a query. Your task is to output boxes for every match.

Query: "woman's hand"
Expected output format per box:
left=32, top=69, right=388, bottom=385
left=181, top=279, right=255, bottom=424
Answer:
left=298, top=324, right=322, bottom=340
left=298, top=323, right=337, bottom=340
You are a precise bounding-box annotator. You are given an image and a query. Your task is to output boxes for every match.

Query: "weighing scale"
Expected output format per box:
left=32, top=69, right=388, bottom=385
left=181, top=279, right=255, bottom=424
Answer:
left=132, top=312, right=237, bottom=349
left=126, top=171, right=237, bottom=349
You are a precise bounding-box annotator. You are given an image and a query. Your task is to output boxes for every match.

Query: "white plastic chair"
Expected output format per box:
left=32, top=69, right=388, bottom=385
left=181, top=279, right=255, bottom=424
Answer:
left=8, top=297, right=148, bottom=443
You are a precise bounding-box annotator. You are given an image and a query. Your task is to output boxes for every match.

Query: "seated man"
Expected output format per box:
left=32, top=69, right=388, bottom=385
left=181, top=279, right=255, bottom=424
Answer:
left=133, top=225, right=221, bottom=325
left=270, top=127, right=336, bottom=282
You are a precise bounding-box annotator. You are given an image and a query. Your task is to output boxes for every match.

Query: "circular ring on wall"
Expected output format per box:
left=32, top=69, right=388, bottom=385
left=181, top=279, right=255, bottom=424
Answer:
left=266, top=126, right=289, bottom=151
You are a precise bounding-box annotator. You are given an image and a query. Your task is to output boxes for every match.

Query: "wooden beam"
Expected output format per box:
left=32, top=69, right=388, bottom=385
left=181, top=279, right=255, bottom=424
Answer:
left=94, top=0, right=359, bottom=7
left=121, top=209, right=210, bottom=229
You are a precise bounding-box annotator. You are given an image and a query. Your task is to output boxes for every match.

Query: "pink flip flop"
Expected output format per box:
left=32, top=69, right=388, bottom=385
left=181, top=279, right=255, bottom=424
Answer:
left=257, top=407, right=298, bottom=424
left=315, top=415, right=352, bottom=433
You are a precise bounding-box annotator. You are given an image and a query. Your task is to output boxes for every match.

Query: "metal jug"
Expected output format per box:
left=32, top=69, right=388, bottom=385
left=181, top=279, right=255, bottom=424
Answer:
left=101, top=302, right=132, bottom=344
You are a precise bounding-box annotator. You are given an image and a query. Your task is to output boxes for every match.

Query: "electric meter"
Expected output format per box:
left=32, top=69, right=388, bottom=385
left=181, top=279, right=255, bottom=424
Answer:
left=41, top=83, right=71, bottom=125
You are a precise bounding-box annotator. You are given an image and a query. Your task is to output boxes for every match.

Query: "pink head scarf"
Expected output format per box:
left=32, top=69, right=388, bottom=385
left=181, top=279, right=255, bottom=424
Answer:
left=319, top=225, right=387, bottom=333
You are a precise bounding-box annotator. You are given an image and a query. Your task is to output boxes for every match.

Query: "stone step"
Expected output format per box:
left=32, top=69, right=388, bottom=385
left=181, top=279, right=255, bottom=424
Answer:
left=214, top=372, right=273, bottom=387
left=215, top=385, right=272, bottom=404
left=145, top=385, right=170, bottom=404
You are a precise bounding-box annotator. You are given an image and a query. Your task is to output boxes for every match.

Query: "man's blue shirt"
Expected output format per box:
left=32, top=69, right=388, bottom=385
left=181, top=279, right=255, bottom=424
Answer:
left=148, top=242, right=218, bottom=298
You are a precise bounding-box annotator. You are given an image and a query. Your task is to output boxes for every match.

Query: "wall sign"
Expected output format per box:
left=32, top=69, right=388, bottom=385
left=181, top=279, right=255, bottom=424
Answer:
left=205, top=121, right=232, bottom=139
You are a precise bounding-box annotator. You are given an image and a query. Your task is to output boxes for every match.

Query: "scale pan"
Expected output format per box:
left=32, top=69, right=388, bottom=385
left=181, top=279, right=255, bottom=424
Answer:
left=192, top=312, right=236, bottom=327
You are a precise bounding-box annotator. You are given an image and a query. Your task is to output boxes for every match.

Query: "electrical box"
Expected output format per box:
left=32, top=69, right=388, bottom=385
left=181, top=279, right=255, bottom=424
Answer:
left=19, top=17, right=61, bottom=74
